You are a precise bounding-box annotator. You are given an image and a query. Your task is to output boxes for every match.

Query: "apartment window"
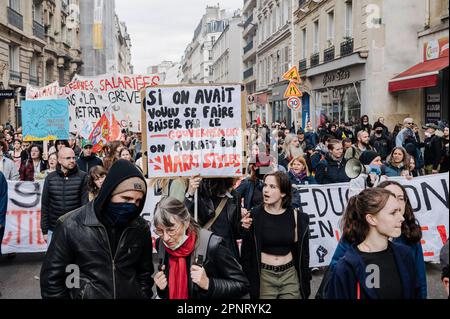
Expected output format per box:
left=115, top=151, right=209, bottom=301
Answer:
left=265, top=16, right=270, bottom=40
left=30, top=55, right=38, bottom=77
left=327, top=11, right=334, bottom=46
left=284, top=47, right=289, bottom=72
left=272, top=10, right=277, bottom=35
left=9, top=0, right=20, bottom=12
left=287, top=0, right=292, bottom=21
left=62, top=23, right=67, bottom=43
left=275, top=5, right=280, bottom=30
left=268, top=56, right=273, bottom=83
left=211, top=36, right=216, bottom=45
left=278, top=49, right=284, bottom=76
left=301, top=28, right=307, bottom=59
left=9, top=45, right=19, bottom=72
left=32, top=1, right=43, bottom=23
left=345, top=1, right=353, bottom=37
left=280, top=0, right=285, bottom=26
left=313, top=20, right=319, bottom=53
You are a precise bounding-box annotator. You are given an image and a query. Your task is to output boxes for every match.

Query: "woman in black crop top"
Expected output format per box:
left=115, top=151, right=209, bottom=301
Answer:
left=240, top=171, right=311, bottom=299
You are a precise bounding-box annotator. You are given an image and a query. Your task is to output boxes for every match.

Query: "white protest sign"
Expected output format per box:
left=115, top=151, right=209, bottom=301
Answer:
left=26, top=81, right=62, bottom=100
left=144, top=85, right=244, bottom=178
left=26, top=73, right=160, bottom=133
left=295, top=174, right=449, bottom=267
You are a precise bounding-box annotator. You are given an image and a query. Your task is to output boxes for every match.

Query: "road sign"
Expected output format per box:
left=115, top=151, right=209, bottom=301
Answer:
left=247, top=94, right=255, bottom=104
left=283, top=66, right=301, bottom=83
left=284, top=82, right=303, bottom=98
left=287, top=97, right=302, bottom=111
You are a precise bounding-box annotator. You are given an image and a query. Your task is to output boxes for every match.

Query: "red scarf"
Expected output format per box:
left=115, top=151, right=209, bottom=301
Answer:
left=164, top=230, right=197, bottom=300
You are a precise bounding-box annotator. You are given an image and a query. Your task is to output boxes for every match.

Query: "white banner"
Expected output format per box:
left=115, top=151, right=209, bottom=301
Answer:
left=1, top=181, right=160, bottom=254
left=26, top=73, right=160, bottom=133
left=144, top=85, right=244, bottom=178
left=2, top=175, right=448, bottom=268
left=298, top=174, right=449, bottom=267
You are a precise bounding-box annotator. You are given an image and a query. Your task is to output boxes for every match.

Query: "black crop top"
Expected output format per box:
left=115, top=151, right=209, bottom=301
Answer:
left=261, top=209, right=295, bottom=256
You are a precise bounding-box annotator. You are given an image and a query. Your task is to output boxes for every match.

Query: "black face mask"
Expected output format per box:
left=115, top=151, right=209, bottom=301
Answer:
left=106, top=202, right=139, bottom=227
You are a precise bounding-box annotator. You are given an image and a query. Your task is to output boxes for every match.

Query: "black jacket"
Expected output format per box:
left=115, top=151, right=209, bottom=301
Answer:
left=370, top=134, right=392, bottom=160
left=424, top=134, right=443, bottom=170
left=41, top=166, right=89, bottom=234
left=156, top=234, right=249, bottom=299
left=76, top=154, right=103, bottom=173
left=240, top=205, right=311, bottom=299
left=40, top=160, right=154, bottom=299
left=315, top=154, right=350, bottom=185
left=185, top=182, right=242, bottom=260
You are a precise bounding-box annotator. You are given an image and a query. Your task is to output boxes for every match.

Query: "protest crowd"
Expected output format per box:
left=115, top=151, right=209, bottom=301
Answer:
left=0, top=114, right=448, bottom=300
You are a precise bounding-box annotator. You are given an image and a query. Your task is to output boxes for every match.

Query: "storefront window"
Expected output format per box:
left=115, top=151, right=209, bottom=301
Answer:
left=272, top=101, right=292, bottom=126
left=315, top=82, right=361, bottom=125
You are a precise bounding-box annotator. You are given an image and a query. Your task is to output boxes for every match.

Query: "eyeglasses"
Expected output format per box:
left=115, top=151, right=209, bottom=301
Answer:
left=154, top=224, right=182, bottom=238
left=63, top=157, right=76, bottom=161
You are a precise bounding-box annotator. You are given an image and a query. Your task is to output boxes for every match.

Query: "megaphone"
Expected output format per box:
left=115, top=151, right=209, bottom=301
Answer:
left=345, top=158, right=370, bottom=179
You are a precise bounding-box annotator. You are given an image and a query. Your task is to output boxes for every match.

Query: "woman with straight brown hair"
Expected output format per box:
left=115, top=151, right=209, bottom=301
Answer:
left=326, top=188, right=421, bottom=299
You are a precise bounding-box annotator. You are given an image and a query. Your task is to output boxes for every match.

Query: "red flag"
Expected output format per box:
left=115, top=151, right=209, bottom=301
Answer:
left=257, top=117, right=261, bottom=126
left=89, top=112, right=121, bottom=153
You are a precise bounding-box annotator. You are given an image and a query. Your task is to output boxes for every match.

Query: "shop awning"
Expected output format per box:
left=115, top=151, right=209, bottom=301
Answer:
left=388, top=57, right=449, bottom=92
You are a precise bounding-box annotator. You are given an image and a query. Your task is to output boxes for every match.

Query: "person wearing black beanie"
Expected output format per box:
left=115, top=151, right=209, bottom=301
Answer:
left=349, top=151, right=387, bottom=197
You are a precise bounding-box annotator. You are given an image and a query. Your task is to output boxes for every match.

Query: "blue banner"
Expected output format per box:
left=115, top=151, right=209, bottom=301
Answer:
left=22, top=99, right=69, bottom=142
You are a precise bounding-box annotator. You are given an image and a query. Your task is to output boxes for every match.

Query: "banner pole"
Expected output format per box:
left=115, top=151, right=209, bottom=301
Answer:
left=194, top=189, right=199, bottom=222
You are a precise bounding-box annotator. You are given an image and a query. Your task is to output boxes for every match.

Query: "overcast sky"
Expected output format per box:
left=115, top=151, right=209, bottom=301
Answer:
left=115, top=0, right=243, bottom=74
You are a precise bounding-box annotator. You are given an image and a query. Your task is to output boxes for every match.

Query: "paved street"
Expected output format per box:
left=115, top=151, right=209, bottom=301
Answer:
left=0, top=253, right=447, bottom=299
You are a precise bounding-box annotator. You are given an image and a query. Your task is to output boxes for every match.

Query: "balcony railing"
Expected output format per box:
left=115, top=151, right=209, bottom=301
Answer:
left=299, top=58, right=307, bottom=71
left=310, top=53, right=320, bottom=67
left=243, top=14, right=254, bottom=29
left=10, top=70, right=22, bottom=82
left=340, top=38, right=354, bottom=56
left=8, top=7, right=23, bottom=30
left=244, top=41, right=254, bottom=54
left=33, top=21, right=45, bottom=40
left=29, top=75, right=39, bottom=86
left=243, top=67, right=254, bottom=79
left=324, top=46, right=335, bottom=62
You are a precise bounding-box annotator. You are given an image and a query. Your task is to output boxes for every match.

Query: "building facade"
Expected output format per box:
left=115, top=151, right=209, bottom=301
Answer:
left=211, top=13, right=244, bottom=84
left=0, top=0, right=82, bottom=127
left=242, top=0, right=258, bottom=122
left=180, top=5, right=233, bottom=84
left=254, top=0, right=294, bottom=126
left=114, top=14, right=133, bottom=74
left=389, top=0, right=449, bottom=126
left=295, top=0, right=448, bottom=130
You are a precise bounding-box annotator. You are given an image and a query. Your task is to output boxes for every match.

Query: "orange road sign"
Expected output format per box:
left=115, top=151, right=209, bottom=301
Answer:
left=282, top=66, right=301, bottom=83
left=284, top=82, right=303, bottom=98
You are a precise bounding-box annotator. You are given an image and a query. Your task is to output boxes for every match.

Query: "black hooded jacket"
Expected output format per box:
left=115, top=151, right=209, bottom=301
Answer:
left=76, top=154, right=103, bottom=173
left=40, top=160, right=154, bottom=299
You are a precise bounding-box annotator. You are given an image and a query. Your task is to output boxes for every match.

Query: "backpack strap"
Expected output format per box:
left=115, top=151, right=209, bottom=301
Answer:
left=193, top=229, right=213, bottom=267
left=293, top=208, right=298, bottom=243
left=157, top=238, right=166, bottom=270
left=203, top=198, right=228, bottom=231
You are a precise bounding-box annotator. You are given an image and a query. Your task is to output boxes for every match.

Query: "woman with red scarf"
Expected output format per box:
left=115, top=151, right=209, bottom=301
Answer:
left=153, top=197, right=249, bottom=299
